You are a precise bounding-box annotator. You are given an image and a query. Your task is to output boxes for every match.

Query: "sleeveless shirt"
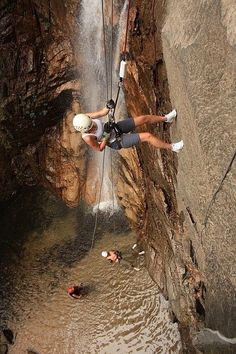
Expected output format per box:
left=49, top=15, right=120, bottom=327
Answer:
left=82, top=119, right=104, bottom=141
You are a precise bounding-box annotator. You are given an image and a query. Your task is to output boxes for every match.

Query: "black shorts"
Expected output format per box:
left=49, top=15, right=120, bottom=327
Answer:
left=108, top=118, right=141, bottom=150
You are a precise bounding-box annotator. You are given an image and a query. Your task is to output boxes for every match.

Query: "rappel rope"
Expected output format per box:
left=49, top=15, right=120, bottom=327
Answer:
left=90, top=0, right=111, bottom=251
left=101, top=0, right=109, bottom=101
left=109, top=0, right=130, bottom=122
left=110, top=0, right=113, bottom=99
left=90, top=148, right=107, bottom=249
left=90, top=0, right=131, bottom=249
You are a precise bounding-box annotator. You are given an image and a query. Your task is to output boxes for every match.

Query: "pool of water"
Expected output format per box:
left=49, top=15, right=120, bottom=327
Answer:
left=0, top=187, right=181, bottom=353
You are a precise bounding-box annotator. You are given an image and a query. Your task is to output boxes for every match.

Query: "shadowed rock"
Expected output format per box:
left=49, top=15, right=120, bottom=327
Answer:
left=2, top=329, right=14, bottom=345
left=27, top=349, right=40, bottom=354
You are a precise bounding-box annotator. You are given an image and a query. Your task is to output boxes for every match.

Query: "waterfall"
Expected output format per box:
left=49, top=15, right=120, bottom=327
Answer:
left=78, top=0, right=128, bottom=212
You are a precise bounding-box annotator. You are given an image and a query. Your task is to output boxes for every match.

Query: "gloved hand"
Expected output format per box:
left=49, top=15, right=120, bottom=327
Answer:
left=106, top=99, right=115, bottom=110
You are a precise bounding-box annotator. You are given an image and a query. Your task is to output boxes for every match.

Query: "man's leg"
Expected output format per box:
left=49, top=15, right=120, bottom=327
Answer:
left=120, top=132, right=183, bottom=152
left=133, top=110, right=177, bottom=127
left=139, top=132, right=171, bottom=149
left=133, top=115, right=165, bottom=127
left=139, top=132, right=184, bottom=152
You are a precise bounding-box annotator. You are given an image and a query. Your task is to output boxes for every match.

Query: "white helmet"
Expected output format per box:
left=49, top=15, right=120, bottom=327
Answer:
left=73, top=114, right=93, bottom=133
left=101, top=251, right=108, bottom=258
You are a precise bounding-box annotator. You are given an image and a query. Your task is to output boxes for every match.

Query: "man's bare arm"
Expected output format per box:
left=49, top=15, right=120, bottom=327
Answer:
left=99, top=139, right=107, bottom=151
left=86, top=107, right=109, bottom=119
left=83, top=135, right=106, bottom=152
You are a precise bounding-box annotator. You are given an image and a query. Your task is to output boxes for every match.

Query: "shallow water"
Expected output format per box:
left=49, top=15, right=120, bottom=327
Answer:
left=0, top=188, right=181, bottom=353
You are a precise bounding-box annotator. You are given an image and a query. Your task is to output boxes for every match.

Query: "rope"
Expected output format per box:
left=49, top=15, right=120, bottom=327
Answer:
left=110, top=150, right=115, bottom=214
left=101, top=0, right=109, bottom=100
left=110, top=0, right=113, bottom=98
left=91, top=0, right=131, bottom=248
left=90, top=149, right=106, bottom=249
left=110, top=0, right=131, bottom=121
left=90, top=1, right=114, bottom=250
left=110, top=84, right=121, bottom=122
left=123, top=0, right=131, bottom=55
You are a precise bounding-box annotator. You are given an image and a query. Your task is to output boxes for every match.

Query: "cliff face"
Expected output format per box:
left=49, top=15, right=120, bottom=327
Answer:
left=0, top=0, right=87, bottom=206
left=118, top=0, right=236, bottom=351
left=161, top=0, right=236, bottom=340
left=116, top=1, right=201, bottom=348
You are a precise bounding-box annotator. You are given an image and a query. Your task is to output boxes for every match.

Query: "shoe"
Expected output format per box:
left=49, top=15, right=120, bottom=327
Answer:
left=165, top=109, right=177, bottom=123
left=171, top=140, right=184, bottom=153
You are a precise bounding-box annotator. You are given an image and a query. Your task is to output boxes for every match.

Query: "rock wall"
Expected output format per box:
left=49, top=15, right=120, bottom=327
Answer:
left=162, top=0, right=236, bottom=340
left=0, top=0, right=86, bottom=205
left=116, top=0, right=236, bottom=351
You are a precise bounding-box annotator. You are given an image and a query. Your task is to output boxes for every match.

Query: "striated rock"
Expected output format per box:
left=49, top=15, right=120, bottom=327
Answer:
left=0, top=0, right=83, bottom=202
left=117, top=147, right=145, bottom=227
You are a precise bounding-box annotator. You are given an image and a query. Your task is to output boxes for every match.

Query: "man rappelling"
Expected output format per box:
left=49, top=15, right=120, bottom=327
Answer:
left=72, top=102, right=184, bottom=153
left=73, top=0, right=183, bottom=154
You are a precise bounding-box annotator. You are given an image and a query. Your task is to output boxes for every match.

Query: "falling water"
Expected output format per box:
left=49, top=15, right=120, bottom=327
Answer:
left=78, top=0, right=128, bottom=211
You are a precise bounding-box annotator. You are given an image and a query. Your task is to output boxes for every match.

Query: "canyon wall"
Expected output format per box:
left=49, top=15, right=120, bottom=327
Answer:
left=162, top=0, right=236, bottom=344
left=117, top=1, right=236, bottom=352
left=0, top=0, right=86, bottom=206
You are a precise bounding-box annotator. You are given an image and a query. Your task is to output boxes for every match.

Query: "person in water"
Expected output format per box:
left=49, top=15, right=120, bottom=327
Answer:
left=67, top=283, right=84, bottom=299
left=101, top=250, right=122, bottom=263
left=72, top=100, right=184, bottom=152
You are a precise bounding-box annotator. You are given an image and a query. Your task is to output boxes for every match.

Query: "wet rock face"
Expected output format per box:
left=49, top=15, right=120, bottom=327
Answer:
left=0, top=0, right=82, bottom=203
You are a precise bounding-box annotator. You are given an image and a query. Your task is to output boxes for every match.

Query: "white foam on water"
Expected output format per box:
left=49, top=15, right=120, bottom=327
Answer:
left=93, top=199, right=120, bottom=214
